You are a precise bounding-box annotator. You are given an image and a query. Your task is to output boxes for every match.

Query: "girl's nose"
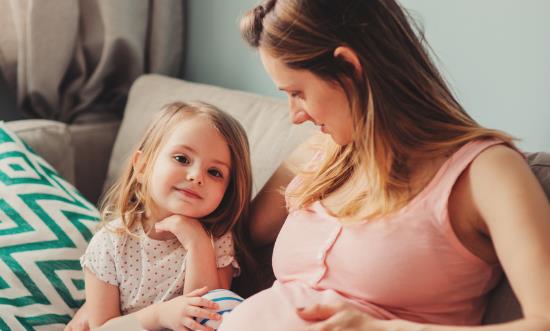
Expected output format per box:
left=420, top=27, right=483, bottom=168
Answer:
left=187, top=169, right=203, bottom=185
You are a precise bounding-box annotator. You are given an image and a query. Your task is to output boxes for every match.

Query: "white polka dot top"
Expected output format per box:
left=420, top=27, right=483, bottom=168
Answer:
left=80, top=218, right=240, bottom=315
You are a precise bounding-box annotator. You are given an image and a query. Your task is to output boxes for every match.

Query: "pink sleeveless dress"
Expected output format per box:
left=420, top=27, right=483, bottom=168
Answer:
left=219, top=139, right=508, bottom=330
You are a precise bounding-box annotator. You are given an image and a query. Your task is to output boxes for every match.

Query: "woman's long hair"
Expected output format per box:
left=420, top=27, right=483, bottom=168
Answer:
left=241, top=0, right=513, bottom=220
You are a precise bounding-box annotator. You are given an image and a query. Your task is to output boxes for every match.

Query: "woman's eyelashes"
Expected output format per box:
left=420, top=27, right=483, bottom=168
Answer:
left=173, top=154, right=225, bottom=179
left=289, top=91, right=303, bottom=99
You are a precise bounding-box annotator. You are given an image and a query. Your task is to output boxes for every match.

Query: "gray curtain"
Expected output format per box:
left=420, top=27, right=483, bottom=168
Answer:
left=0, top=0, right=184, bottom=122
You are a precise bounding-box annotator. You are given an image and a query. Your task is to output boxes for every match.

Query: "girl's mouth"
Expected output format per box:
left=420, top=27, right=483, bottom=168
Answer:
left=176, top=188, right=202, bottom=199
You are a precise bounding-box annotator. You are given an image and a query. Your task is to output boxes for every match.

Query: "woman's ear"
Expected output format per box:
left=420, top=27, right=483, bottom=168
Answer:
left=333, top=46, right=363, bottom=77
left=132, top=151, right=144, bottom=183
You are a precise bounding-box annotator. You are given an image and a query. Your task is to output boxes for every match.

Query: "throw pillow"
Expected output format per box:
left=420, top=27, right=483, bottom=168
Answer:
left=0, top=122, right=100, bottom=330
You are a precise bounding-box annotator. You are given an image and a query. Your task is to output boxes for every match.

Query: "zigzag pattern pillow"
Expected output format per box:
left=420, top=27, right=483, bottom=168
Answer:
left=0, top=123, right=100, bottom=330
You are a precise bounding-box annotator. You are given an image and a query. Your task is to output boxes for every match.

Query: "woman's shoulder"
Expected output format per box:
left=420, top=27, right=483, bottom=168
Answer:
left=469, top=142, right=526, bottom=177
left=457, top=141, right=531, bottom=219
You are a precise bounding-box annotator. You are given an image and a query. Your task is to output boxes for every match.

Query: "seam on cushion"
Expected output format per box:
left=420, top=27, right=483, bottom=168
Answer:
left=15, top=124, right=65, bottom=133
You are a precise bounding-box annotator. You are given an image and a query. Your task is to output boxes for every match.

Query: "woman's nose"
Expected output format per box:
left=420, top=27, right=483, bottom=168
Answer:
left=289, top=100, right=310, bottom=125
left=291, top=110, right=310, bottom=124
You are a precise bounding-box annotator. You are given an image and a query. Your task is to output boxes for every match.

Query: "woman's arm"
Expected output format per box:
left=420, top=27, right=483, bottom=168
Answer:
left=249, top=134, right=322, bottom=246
left=298, top=304, right=550, bottom=331
left=84, top=269, right=121, bottom=329
left=459, top=146, right=550, bottom=329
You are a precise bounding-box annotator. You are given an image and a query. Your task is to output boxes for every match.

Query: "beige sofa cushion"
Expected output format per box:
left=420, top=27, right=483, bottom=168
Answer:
left=4, top=120, right=75, bottom=184
left=104, top=74, right=314, bottom=197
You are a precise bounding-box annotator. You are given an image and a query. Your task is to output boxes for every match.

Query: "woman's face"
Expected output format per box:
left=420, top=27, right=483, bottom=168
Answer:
left=259, top=48, right=354, bottom=146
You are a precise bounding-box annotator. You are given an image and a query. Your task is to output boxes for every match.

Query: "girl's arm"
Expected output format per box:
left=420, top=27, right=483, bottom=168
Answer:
left=180, top=234, right=234, bottom=293
left=217, top=265, right=234, bottom=289
left=249, top=133, right=322, bottom=246
left=183, top=233, right=220, bottom=294
left=86, top=266, right=220, bottom=330
left=155, top=215, right=221, bottom=294
left=84, top=269, right=121, bottom=329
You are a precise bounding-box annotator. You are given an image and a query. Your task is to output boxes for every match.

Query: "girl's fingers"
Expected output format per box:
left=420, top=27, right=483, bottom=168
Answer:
left=187, top=296, right=219, bottom=310
left=181, top=317, right=214, bottom=331
left=186, top=286, right=210, bottom=298
left=185, top=305, right=222, bottom=321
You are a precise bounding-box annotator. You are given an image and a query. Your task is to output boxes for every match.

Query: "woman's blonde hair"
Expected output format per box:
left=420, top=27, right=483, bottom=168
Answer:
left=100, top=101, right=253, bottom=241
left=241, top=0, right=514, bottom=220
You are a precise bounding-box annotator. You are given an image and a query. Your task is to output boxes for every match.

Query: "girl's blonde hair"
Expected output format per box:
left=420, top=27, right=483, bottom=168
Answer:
left=100, top=101, right=252, bottom=240
left=241, top=0, right=514, bottom=221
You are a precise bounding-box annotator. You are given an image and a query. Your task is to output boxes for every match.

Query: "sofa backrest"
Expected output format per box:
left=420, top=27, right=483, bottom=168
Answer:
left=104, top=74, right=314, bottom=197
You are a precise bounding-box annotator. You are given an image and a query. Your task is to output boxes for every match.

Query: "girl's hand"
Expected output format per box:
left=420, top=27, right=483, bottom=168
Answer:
left=155, top=214, right=209, bottom=249
left=64, top=302, right=89, bottom=331
left=296, top=303, right=396, bottom=331
left=156, top=286, right=221, bottom=331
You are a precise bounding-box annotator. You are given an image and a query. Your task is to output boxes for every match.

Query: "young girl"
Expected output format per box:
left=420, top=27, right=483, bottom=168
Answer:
left=80, top=102, right=252, bottom=330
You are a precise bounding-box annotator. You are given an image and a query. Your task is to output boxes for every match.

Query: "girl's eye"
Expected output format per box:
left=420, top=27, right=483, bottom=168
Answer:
left=174, top=155, right=190, bottom=165
left=208, top=169, right=223, bottom=178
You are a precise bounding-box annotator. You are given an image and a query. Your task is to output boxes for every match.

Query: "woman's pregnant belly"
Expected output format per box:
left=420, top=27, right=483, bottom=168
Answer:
left=218, top=280, right=389, bottom=331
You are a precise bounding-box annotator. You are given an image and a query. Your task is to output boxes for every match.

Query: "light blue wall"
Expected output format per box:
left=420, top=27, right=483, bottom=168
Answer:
left=184, top=0, right=550, bottom=152
left=184, top=0, right=282, bottom=99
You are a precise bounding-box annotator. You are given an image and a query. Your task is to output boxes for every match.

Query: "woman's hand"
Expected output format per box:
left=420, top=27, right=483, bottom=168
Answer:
left=64, top=302, right=89, bottom=331
left=155, top=214, right=209, bottom=250
left=155, top=286, right=221, bottom=331
left=296, top=303, right=413, bottom=331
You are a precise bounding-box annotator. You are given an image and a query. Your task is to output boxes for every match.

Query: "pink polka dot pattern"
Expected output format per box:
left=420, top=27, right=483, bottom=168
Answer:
left=80, top=219, right=239, bottom=314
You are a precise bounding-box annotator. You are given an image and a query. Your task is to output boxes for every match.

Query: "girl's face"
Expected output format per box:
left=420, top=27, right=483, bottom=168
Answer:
left=260, top=48, right=354, bottom=145
left=142, top=116, right=231, bottom=221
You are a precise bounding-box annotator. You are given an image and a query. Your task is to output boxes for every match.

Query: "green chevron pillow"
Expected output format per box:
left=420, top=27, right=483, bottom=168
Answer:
left=0, top=122, right=100, bottom=330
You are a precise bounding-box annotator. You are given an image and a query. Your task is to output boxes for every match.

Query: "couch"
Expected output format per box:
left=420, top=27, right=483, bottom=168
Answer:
left=5, top=74, right=550, bottom=325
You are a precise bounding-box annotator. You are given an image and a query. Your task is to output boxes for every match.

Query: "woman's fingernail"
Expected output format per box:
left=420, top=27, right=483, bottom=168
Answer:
left=296, top=307, right=305, bottom=312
